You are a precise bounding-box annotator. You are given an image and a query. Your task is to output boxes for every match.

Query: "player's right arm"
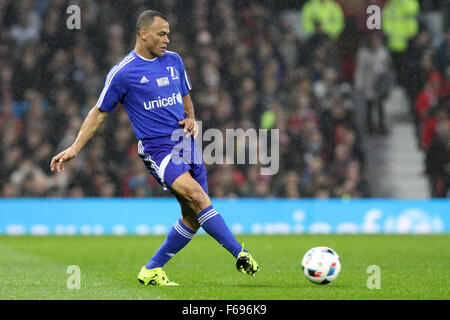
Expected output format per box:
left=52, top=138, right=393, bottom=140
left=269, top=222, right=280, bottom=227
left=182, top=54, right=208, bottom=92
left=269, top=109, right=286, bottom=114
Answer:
left=50, top=106, right=109, bottom=173
left=50, top=57, right=128, bottom=173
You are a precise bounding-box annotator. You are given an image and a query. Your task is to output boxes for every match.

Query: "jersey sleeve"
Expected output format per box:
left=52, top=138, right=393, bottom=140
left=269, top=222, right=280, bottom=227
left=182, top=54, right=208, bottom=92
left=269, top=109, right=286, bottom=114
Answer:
left=95, top=67, right=126, bottom=112
left=176, top=55, right=192, bottom=97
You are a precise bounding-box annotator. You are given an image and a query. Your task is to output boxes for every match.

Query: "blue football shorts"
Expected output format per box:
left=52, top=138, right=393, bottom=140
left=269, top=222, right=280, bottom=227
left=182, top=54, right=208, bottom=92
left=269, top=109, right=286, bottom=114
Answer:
left=137, top=135, right=208, bottom=194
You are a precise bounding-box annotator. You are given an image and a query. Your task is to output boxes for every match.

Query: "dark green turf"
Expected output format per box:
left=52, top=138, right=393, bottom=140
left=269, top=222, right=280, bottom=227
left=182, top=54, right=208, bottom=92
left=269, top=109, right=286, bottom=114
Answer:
left=0, top=235, right=448, bottom=300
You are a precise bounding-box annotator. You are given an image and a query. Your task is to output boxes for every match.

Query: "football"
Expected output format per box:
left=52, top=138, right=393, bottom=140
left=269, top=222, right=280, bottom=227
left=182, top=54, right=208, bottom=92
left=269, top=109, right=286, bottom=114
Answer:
left=301, top=247, right=341, bottom=285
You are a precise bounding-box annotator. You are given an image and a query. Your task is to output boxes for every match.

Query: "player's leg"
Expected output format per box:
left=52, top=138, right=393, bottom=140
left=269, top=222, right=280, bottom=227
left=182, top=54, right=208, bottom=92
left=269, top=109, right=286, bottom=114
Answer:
left=140, top=193, right=199, bottom=284
left=171, top=171, right=260, bottom=276
left=138, top=211, right=197, bottom=285
left=139, top=184, right=204, bottom=285
left=175, top=193, right=200, bottom=232
left=137, top=143, right=199, bottom=285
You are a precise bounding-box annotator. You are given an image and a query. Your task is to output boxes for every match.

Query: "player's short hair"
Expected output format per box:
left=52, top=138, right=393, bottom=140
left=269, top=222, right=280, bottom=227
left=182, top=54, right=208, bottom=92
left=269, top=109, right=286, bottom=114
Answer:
left=136, top=10, right=168, bottom=35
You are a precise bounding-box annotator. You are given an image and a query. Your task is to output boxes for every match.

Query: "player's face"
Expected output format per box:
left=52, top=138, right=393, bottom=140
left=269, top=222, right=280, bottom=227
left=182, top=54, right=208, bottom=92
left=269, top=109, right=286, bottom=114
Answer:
left=145, top=17, right=170, bottom=57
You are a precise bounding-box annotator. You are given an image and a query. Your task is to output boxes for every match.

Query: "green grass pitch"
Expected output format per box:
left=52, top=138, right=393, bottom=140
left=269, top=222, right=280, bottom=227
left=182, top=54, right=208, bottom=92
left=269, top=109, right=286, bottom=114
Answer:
left=0, top=234, right=448, bottom=300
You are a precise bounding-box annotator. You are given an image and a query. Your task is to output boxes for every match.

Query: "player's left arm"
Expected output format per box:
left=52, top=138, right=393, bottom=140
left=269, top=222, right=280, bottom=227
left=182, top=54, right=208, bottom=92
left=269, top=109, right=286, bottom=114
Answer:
left=179, top=94, right=199, bottom=138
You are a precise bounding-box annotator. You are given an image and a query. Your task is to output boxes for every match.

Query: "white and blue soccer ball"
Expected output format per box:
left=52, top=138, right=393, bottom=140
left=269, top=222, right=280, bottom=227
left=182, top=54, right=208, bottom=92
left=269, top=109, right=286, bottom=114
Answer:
left=301, top=246, right=341, bottom=285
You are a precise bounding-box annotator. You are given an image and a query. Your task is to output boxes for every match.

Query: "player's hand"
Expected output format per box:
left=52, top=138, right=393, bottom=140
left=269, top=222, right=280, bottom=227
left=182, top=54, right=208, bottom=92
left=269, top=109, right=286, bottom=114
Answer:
left=50, top=147, right=77, bottom=173
left=179, top=117, right=199, bottom=139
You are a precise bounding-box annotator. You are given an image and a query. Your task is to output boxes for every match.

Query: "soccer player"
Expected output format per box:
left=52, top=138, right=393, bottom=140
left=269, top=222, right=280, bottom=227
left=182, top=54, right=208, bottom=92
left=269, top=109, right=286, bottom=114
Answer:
left=50, top=10, right=259, bottom=286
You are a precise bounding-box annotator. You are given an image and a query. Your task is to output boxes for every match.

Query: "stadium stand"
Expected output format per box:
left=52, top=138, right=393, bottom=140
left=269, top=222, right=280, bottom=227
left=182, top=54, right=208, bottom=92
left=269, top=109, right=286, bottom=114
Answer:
left=0, top=0, right=447, bottom=198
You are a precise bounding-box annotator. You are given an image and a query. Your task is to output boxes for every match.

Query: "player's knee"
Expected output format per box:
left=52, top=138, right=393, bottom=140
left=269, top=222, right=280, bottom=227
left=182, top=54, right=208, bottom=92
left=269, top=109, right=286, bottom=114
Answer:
left=182, top=187, right=209, bottom=211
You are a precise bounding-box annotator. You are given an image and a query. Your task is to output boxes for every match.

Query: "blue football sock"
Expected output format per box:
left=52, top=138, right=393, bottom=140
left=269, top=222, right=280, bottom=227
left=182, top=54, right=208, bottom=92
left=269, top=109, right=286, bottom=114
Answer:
left=197, top=205, right=247, bottom=258
left=146, top=218, right=196, bottom=269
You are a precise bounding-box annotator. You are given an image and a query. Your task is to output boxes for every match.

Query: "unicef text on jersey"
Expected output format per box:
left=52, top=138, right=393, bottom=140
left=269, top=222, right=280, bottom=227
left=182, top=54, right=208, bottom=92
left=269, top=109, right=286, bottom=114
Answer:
left=143, top=92, right=183, bottom=110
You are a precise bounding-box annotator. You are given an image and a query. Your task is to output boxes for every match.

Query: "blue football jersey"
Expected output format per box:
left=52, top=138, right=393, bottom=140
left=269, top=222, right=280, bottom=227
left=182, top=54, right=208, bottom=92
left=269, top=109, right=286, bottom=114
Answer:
left=95, top=50, right=192, bottom=139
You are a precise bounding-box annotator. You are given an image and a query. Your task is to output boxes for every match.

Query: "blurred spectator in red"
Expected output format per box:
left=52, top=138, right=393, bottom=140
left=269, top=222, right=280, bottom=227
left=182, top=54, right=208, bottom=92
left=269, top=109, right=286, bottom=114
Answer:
left=425, top=120, right=450, bottom=197
left=421, top=103, right=450, bottom=150
left=415, top=72, right=443, bottom=130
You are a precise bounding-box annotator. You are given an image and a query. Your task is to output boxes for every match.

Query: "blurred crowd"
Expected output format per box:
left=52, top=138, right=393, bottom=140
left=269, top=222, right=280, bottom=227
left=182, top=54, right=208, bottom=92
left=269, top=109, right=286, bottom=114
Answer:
left=0, top=0, right=446, bottom=199
left=410, top=29, right=450, bottom=197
